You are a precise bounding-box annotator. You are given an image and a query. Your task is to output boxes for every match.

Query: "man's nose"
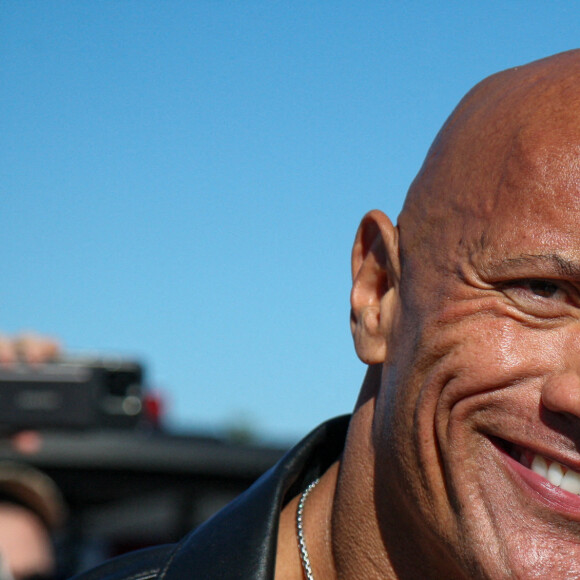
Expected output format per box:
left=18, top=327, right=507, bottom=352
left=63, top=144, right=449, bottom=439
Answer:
left=541, top=373, right=580, bottom=419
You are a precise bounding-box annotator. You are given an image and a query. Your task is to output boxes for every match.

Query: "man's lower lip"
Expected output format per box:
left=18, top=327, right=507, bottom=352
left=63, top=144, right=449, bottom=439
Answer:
left=493, top=438, right=580, bottom=517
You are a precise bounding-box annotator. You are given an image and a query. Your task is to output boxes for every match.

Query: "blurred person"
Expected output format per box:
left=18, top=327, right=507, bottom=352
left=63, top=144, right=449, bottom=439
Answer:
left=0, top=462, right=65, bottom=580
left=0, top=333, right=65, bottom=580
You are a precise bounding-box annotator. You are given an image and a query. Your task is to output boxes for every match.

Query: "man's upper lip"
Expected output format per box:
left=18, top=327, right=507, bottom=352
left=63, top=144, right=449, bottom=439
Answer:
left=490, top=434, right=580, bottom=474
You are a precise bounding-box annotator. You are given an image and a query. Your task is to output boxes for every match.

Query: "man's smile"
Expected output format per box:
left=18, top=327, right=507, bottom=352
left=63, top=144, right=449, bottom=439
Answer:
left=492, top=436, right=580, bottom=514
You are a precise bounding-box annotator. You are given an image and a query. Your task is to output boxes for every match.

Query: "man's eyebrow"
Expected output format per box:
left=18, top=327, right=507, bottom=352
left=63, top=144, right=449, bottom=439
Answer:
left=501, top=254, right=580, bottom=277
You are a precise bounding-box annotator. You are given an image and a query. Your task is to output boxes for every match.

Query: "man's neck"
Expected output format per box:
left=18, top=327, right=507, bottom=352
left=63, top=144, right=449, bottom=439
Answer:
left=330, top=392, right=399, bottom=580
left=275, top=462, right=340, bottom=579
left=276, top=367, right=395, bottom=579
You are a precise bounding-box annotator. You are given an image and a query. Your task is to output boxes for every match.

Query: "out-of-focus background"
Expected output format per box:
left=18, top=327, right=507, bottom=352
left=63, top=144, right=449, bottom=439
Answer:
left=2, top=1, right=579, bottom=442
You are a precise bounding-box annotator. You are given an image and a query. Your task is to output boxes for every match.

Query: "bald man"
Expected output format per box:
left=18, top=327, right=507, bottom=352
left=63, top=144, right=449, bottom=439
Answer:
left=74, top=49, right=580, bottom=580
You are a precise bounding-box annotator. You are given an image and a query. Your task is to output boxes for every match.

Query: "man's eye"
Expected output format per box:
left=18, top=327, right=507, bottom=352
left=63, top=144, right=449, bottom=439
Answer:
left=501, top=279, right=575, bottom=315
left=525, top=280, right=562, bottom=299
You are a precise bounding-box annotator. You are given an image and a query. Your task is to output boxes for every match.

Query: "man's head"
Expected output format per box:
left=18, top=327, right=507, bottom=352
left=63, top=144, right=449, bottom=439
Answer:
left=345, top=49, right=580, bottom=578
left=0, top=463, right=65, bottom=580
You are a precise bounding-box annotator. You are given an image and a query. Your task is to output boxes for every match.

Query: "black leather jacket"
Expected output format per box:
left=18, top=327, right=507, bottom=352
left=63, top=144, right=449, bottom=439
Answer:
left=73, top=415, right=349, bottom=580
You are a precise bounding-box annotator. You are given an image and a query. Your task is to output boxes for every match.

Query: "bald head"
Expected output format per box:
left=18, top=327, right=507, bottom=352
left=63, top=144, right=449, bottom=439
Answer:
left=399, top=49, right=580, bottom=268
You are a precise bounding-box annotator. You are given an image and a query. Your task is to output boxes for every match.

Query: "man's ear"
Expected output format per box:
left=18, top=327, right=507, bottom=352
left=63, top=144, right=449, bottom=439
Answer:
left=350, top=210, right=400, bottom=364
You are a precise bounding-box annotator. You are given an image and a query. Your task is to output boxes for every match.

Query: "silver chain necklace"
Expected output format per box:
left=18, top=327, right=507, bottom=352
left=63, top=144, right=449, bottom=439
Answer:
left=296, top=478, right=320, bottom=580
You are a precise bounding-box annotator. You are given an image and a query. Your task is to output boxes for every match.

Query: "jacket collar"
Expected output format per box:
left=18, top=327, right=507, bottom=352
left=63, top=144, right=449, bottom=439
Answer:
left=162, top=415, right=350, bottom=580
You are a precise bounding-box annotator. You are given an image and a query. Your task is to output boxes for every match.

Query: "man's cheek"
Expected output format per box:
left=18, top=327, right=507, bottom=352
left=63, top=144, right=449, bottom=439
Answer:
left=434, top=319, right=559, bottom=402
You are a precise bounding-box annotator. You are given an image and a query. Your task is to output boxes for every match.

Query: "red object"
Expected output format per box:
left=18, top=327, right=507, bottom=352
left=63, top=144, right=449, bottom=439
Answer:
left=143, top=392, right=164, bottom=428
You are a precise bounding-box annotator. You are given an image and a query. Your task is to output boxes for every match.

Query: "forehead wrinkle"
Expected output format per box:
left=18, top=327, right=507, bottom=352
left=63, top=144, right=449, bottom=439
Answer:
left=398, top=51, right=580, bottom=272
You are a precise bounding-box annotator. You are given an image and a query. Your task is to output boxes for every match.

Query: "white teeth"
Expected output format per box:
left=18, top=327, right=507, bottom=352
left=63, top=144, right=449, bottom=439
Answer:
left=561, top=469, right=580, bottom=495
left=547, top=461, right=565, bottom=486
left=531, top=455, right=548, bottom=479
left=529, top=453, right=580, bottom=494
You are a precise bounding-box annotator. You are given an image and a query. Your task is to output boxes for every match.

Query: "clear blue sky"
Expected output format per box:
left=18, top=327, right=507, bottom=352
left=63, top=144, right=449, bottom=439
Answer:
left=1, top=1, right=578, bottom=442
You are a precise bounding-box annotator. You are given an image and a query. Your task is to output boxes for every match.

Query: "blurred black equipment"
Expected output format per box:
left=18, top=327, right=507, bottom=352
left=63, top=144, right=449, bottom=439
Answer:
left=0, top=358, right=144, bottom=431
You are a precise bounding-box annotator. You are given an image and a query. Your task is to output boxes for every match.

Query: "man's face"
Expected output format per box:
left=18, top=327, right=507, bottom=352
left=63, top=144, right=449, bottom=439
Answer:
left=375, top=127, right=580, bottom=578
